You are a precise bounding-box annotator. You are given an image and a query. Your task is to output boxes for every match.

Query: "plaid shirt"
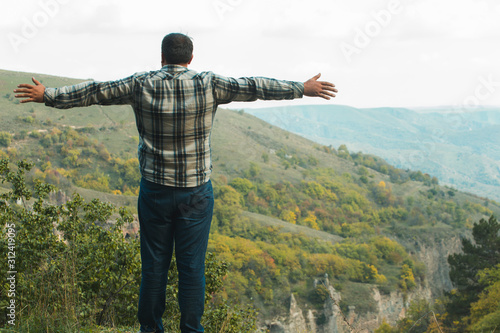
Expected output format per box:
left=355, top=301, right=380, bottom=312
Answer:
left=44, top=65, right=304, bottom=187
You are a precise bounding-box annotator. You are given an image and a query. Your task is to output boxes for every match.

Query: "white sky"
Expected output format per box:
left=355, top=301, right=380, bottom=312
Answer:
left=1, top=0, right=500, bottom=108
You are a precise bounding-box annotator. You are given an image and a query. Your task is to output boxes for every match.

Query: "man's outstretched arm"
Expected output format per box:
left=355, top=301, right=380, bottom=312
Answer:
left=14, top=76, right=135, bottom=108
left=214, top=73, right=337, bottom=104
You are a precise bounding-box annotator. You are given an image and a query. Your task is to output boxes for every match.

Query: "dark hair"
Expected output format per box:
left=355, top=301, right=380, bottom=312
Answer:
left=161, top=33, right=193, bottom=65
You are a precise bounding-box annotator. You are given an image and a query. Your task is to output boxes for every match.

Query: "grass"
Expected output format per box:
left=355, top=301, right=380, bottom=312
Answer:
left=338, top=282, right=378, bottom=315
left=242, top=210, right=343, bottom=244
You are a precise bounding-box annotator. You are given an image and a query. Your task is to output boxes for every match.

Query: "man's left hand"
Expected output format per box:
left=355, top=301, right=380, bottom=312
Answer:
left=14, top=77, right=46, bottom=103
left=304, top=74, right=337, bottom=100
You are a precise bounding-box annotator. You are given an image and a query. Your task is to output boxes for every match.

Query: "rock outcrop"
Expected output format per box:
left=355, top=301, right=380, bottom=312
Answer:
left=259, top=234, right=463, bottom=333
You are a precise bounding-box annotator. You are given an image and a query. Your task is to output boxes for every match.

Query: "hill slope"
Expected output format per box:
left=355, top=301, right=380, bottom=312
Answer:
left=1, top=69, right=499, bottom=331
left=246, top=105, right=500, bottom=201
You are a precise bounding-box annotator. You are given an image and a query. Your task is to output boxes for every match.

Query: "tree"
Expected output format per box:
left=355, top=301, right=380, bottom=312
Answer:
left=302, top=211, right=320, bottom=230
left=468, top=264, right=500, bottom=332
left=375, top=319, right=394, bottom=333
left=0, top=132, right=12, bottom=147
left=399, top=264, right=416, bottom=291
left=337, top=144, right=350, bottom=159
left=446, top=215, right=500, bottom=327
left=248, top=162, right=261, bottom=178
left=279, top=209, right=297, bottom=224
left=213, top=185, right=243, bottom=231
left=262, top=152, right=269, bottom=163
left=393, top=299, right=432, bottom=333
left=229, top=177, right=254, bottom=196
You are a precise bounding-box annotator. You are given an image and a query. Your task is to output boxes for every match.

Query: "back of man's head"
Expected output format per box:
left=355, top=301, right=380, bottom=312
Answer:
left=161, top=33, right=193, bottom=65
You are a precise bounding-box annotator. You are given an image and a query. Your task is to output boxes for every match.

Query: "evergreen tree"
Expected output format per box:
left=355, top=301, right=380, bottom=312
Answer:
left=446, top=215, right=500, bottom=327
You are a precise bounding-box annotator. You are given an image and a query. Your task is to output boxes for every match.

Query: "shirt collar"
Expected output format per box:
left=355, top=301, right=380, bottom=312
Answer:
left=161, top=64, right=190, bottom=72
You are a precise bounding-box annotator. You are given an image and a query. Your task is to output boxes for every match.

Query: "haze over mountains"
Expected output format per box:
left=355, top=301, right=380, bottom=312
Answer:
left=246, top=105, right=500, bottom=202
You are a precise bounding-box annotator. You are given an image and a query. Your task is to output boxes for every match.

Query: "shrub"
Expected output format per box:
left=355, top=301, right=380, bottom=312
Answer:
left=0, top=159, right=256, bottom=332
left=0, top=132, right=12, bottom=147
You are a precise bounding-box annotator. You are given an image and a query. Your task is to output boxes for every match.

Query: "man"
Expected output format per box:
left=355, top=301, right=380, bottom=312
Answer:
left=14, top=33, right=337, bottom=333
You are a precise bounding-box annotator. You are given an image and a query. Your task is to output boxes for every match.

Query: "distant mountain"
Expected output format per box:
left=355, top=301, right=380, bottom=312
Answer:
left=246, top=105, right=500, bottom=201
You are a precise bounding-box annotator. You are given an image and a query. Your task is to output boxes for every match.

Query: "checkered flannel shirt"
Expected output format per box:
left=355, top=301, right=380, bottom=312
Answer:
left=44, top=65, right=304, bottom=187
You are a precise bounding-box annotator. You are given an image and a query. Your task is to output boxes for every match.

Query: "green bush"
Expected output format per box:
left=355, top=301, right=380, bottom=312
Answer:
left=0, top=132, right=12, bottom=147
left=0, top=159, right=257, bottom=332
left=0, top=159, right=140, bottom=331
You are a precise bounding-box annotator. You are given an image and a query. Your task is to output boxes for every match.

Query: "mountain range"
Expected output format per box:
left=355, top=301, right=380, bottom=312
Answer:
left=246, top=104, right=500, bottom=202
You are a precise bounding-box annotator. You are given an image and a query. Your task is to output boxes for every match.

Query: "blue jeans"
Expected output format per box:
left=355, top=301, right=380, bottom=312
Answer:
left=137, top=178, right=214, bottom=333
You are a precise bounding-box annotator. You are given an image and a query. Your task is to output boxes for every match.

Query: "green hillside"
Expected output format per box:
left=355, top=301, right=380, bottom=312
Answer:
left=1, top=69, right=499, bottom=331
left=246, top=104, right=500, bottom=202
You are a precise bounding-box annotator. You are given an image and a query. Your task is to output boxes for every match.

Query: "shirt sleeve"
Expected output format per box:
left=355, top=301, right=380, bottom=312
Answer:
left=212, top=74, right=304, bottom=105
left=44, top=76, right=136, bottom=109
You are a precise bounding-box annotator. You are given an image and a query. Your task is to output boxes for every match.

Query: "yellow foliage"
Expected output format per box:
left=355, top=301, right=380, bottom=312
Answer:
left=302, top=211, right=319, bottom=230
left=42, top=161, right=52, bottom=171
left=375, top=319, right=393, bottom=333
left=33, top=168, right=44, bottom=178
left=307, top=253, right=346, bottom=276
left=400, top=264, right=416, bottom=291
left=57, top=168, right=77, bottom=178
left=279, top=210, right=297, bottom=224
left=304, top=181, right=337, bottom=201
left=75, top=172, right=111, bottom=192
left=50, top=127, right=62, bottom=136
left=376, top=273, right=388, bottom=284
left=123, top=186, right=139, bottom=196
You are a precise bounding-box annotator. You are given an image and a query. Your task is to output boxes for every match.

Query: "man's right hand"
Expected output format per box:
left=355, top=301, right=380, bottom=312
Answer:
left=303, top=74, right=337, bottom=100
left=14, top=77, right=46, bottom=103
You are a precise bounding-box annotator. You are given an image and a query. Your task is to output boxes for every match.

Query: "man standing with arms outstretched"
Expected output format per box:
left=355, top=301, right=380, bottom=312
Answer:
left=14, top=33, right=337, bottom=333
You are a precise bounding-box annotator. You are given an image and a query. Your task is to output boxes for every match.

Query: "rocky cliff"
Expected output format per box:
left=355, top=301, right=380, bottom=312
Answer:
left=260, top=234, right=464, bottom=333
left=409, top=234, right=463, bottom=296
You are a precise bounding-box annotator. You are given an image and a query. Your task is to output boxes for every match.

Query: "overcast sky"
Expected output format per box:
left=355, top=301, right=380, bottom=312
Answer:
left=1, top=0, right=500, bottom=108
